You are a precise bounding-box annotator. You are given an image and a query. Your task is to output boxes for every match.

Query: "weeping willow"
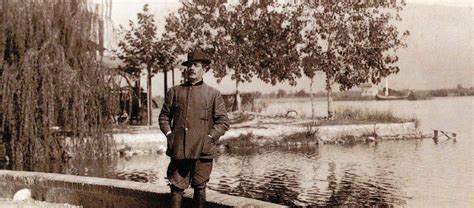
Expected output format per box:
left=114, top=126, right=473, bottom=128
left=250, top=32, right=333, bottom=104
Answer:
left=0, top=0, right=117, bottom=170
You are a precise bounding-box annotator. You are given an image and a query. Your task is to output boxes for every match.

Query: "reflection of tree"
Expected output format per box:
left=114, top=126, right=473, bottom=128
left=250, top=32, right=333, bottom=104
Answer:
left=8, top=157, right=118, bottom=179
left=224, top=145, right=319, bottom=157
left=224, top=146, right=262, bottom=157
left=211, top=148, right=406, bottom=207
left=207, top=154, right=253, bottom=198
left=325, top=167, right=400, bottom=206
left=259, top=170, right=299, bottom=206
left=327, top=162, right=338, bottom=205
left=214, top=149, right=321, bottom=206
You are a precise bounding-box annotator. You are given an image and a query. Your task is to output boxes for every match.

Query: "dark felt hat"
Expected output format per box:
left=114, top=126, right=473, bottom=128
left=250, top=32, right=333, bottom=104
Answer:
left=181, top=50, right=211, bottom=66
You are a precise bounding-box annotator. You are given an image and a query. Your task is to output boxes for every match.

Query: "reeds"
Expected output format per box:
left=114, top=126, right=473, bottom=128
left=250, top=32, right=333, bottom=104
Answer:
left=0, top=0, right=116, bottom=170
left=334, top=107, right=415, bottom=123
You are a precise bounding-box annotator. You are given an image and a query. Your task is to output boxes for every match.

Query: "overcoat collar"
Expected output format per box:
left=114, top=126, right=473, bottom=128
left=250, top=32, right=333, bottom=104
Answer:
left=182, top=79, right=204, bottom=86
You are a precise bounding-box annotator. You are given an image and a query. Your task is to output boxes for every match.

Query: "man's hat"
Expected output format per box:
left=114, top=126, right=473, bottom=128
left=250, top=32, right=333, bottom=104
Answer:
left=181, top=50, right=211, bottom=66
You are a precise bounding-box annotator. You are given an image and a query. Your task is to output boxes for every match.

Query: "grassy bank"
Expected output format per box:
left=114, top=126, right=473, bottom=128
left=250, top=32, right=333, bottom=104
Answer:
left=291, top=107, right=418, bottom=126
left=221, top=107, right=419, bottom=150
left=220, top=128, right=319, bottom=151
left=332, top=107, right=416, bottom=124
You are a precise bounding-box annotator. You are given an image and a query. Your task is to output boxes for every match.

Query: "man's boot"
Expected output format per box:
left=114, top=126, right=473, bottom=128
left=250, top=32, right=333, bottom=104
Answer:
left=193, top=188, right=206, bottom=208
left=170, top=186, right=184, bottom=208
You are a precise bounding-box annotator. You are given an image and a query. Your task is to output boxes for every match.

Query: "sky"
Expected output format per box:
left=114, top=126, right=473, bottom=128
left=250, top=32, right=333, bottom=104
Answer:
left=105, top=0, right=473, bottom=96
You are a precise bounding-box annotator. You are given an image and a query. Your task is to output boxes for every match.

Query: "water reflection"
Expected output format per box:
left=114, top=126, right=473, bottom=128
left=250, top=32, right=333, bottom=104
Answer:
left=1, top=137, right=470, bottom=207
left=209, top=145, right=410, bottom=207
left=0, top=156, right=117, bottom=178
left=326, top=167, right=406, bottom=206
left=1, top=97, right=472, bottom=207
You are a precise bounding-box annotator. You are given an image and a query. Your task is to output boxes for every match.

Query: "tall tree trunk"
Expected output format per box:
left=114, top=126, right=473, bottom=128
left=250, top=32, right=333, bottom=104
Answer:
left=128, top=89, right=133, bottom=124
left=326, top=39, right=335, bottom=119
left=326, top=79, right=334, bottom=119
left=164, top=69, right=168, bottom=101
left=171, top=68, right=175, bottom=87
left=233, top=79, right=241, bottom=111
left=310, top=76, right=315, bottom=120
left=135, top=79, right=142, bottom=124
left=147, top=66, right=152, bottom=126
left=137, top=79, right=141, bottom=108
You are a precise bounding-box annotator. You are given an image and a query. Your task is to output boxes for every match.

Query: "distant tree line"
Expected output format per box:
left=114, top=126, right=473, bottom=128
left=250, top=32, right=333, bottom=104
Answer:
left=243, top=85, right=474, bottom=101
left=413, top=86, right=474, bottom=97
left=253, top=89, right=369, bottom=100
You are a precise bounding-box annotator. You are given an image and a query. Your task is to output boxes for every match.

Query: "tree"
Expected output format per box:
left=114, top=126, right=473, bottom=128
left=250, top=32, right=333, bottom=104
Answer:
left=276, top=89, right=288, bottom=98
left=0, top=0, right=115, bottom=170
left=163, top=0, right=302, bottom=110
left=295, top=89, right=307, bottom=97
left=116, top=4, right=175, bottom=125
left=299, top=1, right=408, bottom=118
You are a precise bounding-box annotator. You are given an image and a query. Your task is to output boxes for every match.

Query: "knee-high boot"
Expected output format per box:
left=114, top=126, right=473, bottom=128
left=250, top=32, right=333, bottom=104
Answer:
left=170, top=186, right=184, bottom=208
left=193, top=188, right=206, bottom=208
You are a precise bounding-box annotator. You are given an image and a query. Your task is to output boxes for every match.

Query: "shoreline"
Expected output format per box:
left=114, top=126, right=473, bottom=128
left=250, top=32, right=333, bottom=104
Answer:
left=113, top=118, right=425, bottom=156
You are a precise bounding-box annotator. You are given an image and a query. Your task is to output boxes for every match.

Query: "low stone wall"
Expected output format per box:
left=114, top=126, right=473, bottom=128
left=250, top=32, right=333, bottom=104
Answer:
left=317, top=122, right=420, bottom=141
left=222, top=122, right=421, bottom=142
left=0, top=170, right=284, bottom=208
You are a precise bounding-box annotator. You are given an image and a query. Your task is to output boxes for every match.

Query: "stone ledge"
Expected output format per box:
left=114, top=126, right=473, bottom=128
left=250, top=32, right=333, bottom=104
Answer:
left=0, top=170, right=284, bottom=208
left=111, top=122, right=422, bottom=155
left=318, top=122, right=420, bottom=141
left=222, top=122, right=421, bottom=142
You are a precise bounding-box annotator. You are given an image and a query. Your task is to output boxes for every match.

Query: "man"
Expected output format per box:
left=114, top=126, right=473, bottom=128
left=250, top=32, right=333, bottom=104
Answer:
left=159, top=49, right=229, bottom=208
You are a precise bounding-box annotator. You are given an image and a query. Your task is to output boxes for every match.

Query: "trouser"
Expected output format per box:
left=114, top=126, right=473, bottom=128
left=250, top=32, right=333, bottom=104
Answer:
left=167, top=158, right=213, bottom=208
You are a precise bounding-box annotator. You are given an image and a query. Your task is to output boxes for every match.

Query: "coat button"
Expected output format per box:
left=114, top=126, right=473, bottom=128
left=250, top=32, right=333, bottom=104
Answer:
left=185, top=128, right=189, bottom=131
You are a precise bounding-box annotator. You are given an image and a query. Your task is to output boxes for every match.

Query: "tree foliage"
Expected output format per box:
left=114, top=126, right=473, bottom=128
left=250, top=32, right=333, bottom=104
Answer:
left=116, top=4, right=176, bottom=125
left=164, top=0, right=303, bottom=86
left=163, top=0, right=408, bottom=116
left=299, top=1, right=408, bottom=117
left=117, top=4, right=175, bottom=77
left=0, top=0, right=116, bottom=170
left=300, top=1, right=408, bottom=89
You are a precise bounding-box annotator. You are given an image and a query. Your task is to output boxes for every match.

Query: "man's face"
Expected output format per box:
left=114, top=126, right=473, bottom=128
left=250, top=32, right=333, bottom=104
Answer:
left=185, top=62, right=204, bottom=82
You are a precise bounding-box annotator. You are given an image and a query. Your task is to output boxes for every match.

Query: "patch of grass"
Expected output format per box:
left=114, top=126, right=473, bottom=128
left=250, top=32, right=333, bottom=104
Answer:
left=336, top=108, right=390, bottom=122
left=220, top=132, right=259, bottom=149
left=334, top=107, right=416, bottom=123
left=222, top=123, right=320, bottom=149
left=282, top=123, right=318, bottom=140
left=299, top=107, right=419, bottom=127
left=279, top=130, right=319, bottom=146
left=321, top=132, right=378, bottom=145
left=228, top=111, right=256, bottom=125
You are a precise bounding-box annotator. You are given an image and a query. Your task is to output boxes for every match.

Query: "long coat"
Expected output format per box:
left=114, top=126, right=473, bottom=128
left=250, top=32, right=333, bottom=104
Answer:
left=159, top=81, right=229, bottom=159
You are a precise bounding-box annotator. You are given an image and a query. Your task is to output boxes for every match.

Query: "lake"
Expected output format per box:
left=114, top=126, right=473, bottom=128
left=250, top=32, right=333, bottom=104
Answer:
left=3, top=96, right=473, bottom=206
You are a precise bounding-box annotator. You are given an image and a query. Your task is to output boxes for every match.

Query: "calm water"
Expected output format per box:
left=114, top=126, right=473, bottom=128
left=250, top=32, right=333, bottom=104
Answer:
left=3, top=97, right=473, bottom=207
